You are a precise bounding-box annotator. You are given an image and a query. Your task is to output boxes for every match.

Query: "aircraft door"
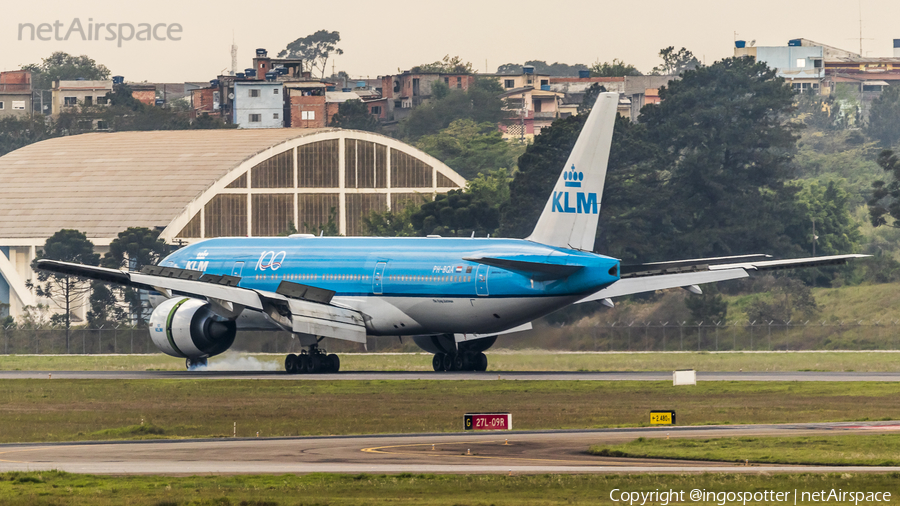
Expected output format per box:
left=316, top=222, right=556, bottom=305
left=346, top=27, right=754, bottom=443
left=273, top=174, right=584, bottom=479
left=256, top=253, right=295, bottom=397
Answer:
left=475, top=264, right=489, bottom=296
left=231, top=261, right=244, bottom=277
left=372, top=261, right=387, bottom=294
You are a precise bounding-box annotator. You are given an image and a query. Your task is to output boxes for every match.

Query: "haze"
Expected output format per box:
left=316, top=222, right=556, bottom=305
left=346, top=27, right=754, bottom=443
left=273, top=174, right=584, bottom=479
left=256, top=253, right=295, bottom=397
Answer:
left=4, top=0, right=898, bottom=82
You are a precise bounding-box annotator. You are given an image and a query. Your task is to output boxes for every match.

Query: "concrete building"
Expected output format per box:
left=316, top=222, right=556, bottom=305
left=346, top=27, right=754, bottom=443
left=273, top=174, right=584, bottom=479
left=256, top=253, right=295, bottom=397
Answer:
left=233, top=81, right=284, bottom=129
left=735, top=40, right=825, bottom=93
left=285, top=82, right=326, bottom=128
left=0, top=71, right=32, bottom=118
left=51, top=80, right=112, bottom=115
left=380, top=71, right=476, bottom=121
left=498, top=86, right=565, bottom=141
left=0, top=128, right=465, bottom=321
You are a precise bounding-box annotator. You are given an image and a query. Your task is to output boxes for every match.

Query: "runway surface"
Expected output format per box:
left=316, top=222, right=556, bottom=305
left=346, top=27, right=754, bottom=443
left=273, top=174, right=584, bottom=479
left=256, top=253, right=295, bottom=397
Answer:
left=2, top=421, right=900, bottom=475
left=2, top=370, right=900, bottom=381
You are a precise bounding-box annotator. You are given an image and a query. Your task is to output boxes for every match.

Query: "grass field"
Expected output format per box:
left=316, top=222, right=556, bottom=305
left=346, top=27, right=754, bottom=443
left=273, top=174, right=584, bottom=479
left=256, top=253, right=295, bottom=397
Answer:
left=2, top=380, right=900, bottom=443
left=1, top=471, right=899, bottom=506
left=589, top=433, right=900, bottom=466
left=3, top=350, right=900, bottom=372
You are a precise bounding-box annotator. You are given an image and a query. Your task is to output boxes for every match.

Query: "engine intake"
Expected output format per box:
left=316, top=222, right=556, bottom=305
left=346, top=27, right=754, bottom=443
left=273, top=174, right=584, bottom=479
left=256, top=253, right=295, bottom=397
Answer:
left=149, top=297, right=236, bottom=359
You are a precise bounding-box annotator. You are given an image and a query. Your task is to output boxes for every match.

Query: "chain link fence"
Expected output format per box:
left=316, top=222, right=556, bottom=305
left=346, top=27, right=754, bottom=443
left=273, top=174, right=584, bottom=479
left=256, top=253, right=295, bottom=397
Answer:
left=2, top=321, right=899, bottom=355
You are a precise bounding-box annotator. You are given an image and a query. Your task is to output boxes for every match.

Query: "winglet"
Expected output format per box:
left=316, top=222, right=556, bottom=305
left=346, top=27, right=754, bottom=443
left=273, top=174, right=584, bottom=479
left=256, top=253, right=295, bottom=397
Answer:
left=526, top=91, right=618, bottom=251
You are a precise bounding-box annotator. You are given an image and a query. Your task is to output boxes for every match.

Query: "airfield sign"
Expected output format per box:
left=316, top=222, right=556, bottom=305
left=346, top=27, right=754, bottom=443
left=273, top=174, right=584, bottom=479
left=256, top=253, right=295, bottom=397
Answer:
left=464, top=413, right=512, bottom=431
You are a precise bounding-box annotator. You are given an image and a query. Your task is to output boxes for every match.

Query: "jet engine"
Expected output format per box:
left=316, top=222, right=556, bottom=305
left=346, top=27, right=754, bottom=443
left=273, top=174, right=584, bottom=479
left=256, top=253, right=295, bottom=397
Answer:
left=149, top=297, right=236, bottom=361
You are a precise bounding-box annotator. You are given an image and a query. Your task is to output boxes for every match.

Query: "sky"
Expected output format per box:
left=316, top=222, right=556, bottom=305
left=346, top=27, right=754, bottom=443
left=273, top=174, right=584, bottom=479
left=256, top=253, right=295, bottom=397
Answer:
left=3, top=0, right=899, bottom=84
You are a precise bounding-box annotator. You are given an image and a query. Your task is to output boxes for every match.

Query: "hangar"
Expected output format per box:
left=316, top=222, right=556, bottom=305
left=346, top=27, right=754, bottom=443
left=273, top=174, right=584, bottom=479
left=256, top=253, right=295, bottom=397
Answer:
left=0, top=128, right=465, bottom=320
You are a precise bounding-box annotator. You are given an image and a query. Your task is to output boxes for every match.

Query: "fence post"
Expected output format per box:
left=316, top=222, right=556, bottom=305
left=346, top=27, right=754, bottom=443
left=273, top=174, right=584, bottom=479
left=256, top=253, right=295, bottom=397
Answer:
left=610, top=322, right=617, bottom=351
left=714, top=321, right=720, bottom=351
left=661, top=322, right=668, bottom=352
left=749, top=321, right=756, bottom=351
left=679, top=321, right=685, bottom=351
left=131, top=328, right=134, bottom=354
left=697, top=322, right=703, bottom=351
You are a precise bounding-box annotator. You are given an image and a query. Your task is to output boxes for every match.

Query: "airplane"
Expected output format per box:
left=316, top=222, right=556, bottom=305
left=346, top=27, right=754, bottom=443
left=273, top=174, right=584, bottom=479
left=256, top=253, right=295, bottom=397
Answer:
left=37, top=92, right=867, bottom=373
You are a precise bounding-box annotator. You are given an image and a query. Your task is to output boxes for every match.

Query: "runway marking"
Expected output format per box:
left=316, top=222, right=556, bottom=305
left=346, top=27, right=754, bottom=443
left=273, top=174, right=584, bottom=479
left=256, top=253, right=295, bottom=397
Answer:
left=360, top=439, right=670, bottom=466
left=0, top=447, right=53, bottom=463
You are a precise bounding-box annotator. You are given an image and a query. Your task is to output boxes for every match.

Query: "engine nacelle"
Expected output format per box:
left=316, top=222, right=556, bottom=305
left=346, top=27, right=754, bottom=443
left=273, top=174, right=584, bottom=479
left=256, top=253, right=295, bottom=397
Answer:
left=149, top=297, right=236, bottom=359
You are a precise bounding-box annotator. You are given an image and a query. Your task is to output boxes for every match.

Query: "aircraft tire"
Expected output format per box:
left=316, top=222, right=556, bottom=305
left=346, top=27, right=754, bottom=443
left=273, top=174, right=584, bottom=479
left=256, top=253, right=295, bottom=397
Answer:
left=285, top=354, right=298, bottom=374
left=433, top=354, right=445, bottom=371
left=442, top=353, right=456, bottom=371
left=327, top=354, right=340, bottom=373
left=474, top=352, right=488, bottom=372
left=307, top=355, right=320, bottom=374
left=297, top=355, right=310, bottom=374
left=453, top=353, right=465, bottom=371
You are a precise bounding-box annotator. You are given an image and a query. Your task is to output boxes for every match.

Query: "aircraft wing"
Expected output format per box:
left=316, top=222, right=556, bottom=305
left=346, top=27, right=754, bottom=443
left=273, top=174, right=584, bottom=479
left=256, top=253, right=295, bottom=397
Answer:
left=578, top=254, right=868, bottom=304
left=35, top=259, right=366, bottom=343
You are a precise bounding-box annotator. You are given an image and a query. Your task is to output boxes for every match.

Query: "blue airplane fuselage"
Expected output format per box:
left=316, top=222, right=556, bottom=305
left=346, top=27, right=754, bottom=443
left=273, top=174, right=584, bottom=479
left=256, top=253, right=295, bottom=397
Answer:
left=159, top=236, right=620, bottom=336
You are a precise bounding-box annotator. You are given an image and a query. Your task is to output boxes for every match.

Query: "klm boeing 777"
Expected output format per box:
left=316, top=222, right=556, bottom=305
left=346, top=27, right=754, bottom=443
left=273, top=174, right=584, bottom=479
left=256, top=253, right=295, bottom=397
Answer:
left=38, top=93, right=866, bottom=373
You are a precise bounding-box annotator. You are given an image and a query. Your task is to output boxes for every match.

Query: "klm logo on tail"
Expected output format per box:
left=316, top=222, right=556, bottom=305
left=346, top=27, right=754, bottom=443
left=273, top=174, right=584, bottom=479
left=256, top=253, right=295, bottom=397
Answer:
left=552, top=165, right=597, bottom=214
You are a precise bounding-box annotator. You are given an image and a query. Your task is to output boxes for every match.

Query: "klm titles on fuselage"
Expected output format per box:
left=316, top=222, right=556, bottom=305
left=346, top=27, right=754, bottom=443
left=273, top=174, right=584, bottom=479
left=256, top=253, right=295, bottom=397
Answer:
left=552, top=166, right=598, bottom=215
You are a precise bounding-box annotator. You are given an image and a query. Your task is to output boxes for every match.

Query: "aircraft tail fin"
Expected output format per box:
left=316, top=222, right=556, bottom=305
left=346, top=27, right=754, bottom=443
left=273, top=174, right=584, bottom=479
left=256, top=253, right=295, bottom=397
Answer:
left=526, top=91, right=618, bottom=251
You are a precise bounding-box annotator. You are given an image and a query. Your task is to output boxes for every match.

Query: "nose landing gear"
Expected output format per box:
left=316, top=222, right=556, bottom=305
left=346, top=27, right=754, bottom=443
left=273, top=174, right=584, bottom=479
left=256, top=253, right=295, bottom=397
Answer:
left=285, top=345, right=339, bottom=374
left=432, top=352, right=488, bottom=372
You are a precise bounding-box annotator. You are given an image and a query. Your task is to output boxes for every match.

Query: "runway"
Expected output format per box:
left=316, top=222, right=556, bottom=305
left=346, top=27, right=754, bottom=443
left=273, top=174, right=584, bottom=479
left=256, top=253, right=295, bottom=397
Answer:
left=1, top=421, right=899, bottom=475
left=2, top=370, right=900, bottom=381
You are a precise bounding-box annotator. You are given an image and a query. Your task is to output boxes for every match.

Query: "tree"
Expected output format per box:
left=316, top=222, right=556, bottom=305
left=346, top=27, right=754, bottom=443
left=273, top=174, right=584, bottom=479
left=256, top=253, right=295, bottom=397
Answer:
left=746, top=277, right=818, bottom=323
left=466, top=168, right=513, bottom=208
left=329, top=99, right=379, bottom=132
left=868, top=150, right=900, bottom=227
left=400, top=78, right=508, bottom=141
left=302, top=207, right=340, bottom=236
left=684, top=284, right=727, bottom=324
left=578, top=83, right=607, bottom=114
left=21, top=51, right=111, bottom=90
left=590, top=59, right=642, bottom=77
left=651, top=46, right=701, bottom=75
left=637, top=57, right=804, bottom=260
left=0, top=116, right=55, bottom=157
left=93, top=227, right=169, bottom=325
left=362, top=201, right=422, bottom=237
left=411, top=55, right=474, bottom=74
left=866, top=85, right=900, bottom=147
left=28, top=230, right=99, bottom=351
left=411, top=190, right=500, bottom=237
left=106, top=83, right=145, bottom=111
left=278, top=30, right=343, bottom=78
left=415, top=119, right=523, bottom=179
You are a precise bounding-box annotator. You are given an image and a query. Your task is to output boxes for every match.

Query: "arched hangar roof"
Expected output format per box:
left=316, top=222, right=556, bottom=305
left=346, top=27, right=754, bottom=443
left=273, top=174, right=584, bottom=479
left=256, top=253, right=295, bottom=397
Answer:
left=0, top=128, right=465, bottom=242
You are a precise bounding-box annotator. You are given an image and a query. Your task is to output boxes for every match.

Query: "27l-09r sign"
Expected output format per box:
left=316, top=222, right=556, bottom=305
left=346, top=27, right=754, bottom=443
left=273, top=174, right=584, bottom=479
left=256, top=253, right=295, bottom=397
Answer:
left=464, top=413, right=511, bottom=431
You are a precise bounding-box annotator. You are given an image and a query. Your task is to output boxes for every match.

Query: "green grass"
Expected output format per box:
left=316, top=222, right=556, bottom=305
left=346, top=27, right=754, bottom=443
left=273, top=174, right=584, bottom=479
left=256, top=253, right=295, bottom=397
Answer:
left=589, top=433, right=900, bottom=466
left=4, top=350, right=900, bottom=372
left=2, top=380, right=900, bottom=443
left=1, top=471, right=900, bottom=505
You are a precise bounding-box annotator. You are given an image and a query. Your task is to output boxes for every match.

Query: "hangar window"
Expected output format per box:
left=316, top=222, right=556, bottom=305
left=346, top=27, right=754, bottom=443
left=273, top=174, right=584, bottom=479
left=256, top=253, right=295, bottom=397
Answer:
left=346, top=193, right=387, bottom=236
left=391, top=193, right=428, bottom=211
left=391, top=148, right=432, bottom=188
left=252, top=194, right=293, bottom=236
left=298, top=193, right=339, bottom=233
left=436, top=172, right=459, bottom=188
left=176, top=213, right=201, bottom=238
left=251, top=149, right=293, bottom=188
left=298, top=140, right=339, bottom=188
left=205, top=194, right=247, bottom=237
left=226, top=172, right=247, bottom=189
left=345, top=140, right=384, bottom=189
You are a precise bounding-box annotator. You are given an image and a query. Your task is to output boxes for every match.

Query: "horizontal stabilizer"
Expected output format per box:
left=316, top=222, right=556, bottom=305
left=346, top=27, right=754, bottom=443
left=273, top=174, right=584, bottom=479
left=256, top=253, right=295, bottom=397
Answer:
left=463, top=256, right=582, bottom=279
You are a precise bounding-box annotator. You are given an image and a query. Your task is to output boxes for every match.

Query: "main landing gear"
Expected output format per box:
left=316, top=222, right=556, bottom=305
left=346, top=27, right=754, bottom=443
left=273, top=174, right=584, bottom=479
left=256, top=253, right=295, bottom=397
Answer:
left=432, top=352, right=488, bottom=372
left=284, top=346, right=340, bottom=374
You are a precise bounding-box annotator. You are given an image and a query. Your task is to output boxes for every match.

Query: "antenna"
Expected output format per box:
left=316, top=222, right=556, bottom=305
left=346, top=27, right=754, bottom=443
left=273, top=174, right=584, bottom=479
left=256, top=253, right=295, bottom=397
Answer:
left=231, top=31, right=238, bottom=77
